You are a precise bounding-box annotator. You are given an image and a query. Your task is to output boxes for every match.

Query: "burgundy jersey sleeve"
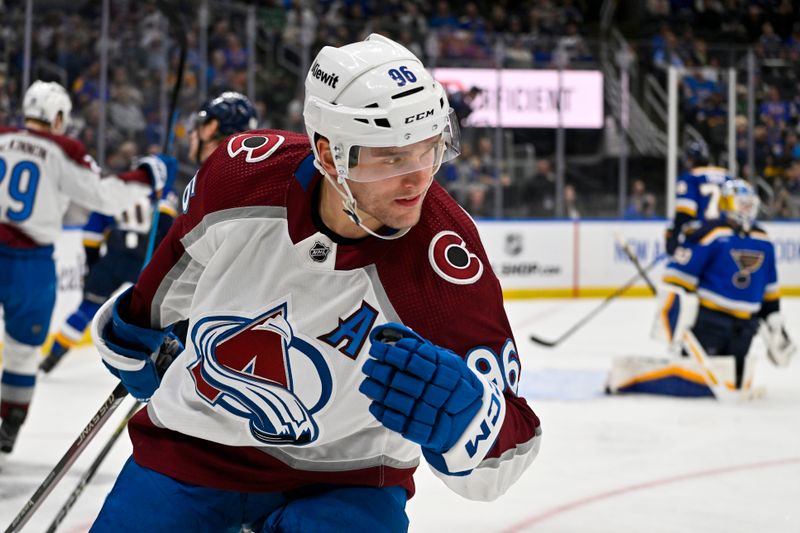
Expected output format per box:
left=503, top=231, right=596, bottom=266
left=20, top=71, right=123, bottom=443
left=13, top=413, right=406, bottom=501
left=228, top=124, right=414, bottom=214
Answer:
left=376, top=183, right=541, bottom=500
left=126, top=130, right=311, bottom=327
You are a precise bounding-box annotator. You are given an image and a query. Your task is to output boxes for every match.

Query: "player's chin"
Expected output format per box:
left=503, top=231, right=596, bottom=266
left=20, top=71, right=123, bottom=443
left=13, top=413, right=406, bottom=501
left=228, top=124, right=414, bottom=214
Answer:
left=383, top=206, right=423, bottom=230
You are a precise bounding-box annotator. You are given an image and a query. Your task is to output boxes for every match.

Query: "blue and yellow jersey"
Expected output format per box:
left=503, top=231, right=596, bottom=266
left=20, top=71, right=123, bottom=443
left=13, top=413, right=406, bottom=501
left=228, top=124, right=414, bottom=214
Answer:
left=666, top=166, right=733, bottom=255
left=82, top=188, right=179, bottom=257
left=663, top=220, right=780, bottom=319
left=675, top=166, right=732, bottom=220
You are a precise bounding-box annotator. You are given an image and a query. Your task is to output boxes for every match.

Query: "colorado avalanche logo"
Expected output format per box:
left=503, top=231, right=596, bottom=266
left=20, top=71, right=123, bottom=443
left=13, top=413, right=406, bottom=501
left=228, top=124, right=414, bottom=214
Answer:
left=227, top=133, right=285, bottom=162
left=188, top=302, right=332, bottom=445
left=428, top=230, right=483, bottom=285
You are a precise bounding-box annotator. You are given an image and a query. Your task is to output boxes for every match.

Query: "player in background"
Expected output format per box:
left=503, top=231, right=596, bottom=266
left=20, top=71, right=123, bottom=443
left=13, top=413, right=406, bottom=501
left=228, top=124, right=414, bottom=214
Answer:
left=186, top=91, right=258, bottom=166
left=39, top=91, right=257, bottom=374
left=90, top=34, right=541, bottom=531
left=0, top=81, right=174, bottom=457
left=608, top=180, right=795, bottom=397
left=664, top=140, right=733, bottom=255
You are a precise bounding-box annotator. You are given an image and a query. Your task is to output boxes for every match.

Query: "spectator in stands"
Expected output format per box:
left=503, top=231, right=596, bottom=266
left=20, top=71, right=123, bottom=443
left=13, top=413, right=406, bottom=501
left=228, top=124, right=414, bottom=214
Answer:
left=624, top=179, right=657, bottom=219
left=524, top=158, right=556, bottom=216
left=653, top=29, right=685, bottom=72
left=742, top=4, right=766, bottom=42
left=753, top=124, right=772, bottom=175
left=475, top=135, right=510, bottom=216
left=697, top=91, right=727, bottom=153
left=683, top=65, right=719, bottom=121
left=109, top=86, right=147, bottom=143
left=773, top=161, right=800, bottom=218
left=564, top=183, right=580, bottom=220
left=429, top=0, right=458, bottom=30
left=449, top=85, right=482, bottom=127
left=760, top=85, right=791, bottom=127
left=556, top=22, right=591, bottom=65
left=757, top=22, right=783, bottom=59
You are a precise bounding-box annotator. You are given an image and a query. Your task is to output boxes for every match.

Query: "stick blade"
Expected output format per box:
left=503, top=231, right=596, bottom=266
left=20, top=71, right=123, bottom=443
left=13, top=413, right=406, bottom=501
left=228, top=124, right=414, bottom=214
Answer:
left=529, top=334, right=558, bottom=348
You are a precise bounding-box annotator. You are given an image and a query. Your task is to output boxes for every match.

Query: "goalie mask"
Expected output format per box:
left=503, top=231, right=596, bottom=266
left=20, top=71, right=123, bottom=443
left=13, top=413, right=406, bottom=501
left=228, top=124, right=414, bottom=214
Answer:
left=719, top=179, right=760, bottom=231
left=303, top=33, right=461, bottom=239
left=23, top=80, right=72, bottom=134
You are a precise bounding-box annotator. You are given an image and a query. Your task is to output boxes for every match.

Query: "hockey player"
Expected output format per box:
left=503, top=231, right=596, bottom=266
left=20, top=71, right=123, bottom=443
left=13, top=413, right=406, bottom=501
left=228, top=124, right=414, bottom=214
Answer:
left=0, top=81, right=174, bottom=456
left=664, top=140, right=733, bottom=255
left=609, top=179, right=795, bottom=397
left=90, top=34, right=541, bottom=531
left=188, top=90, right=258, bottom=166
left=39, top=92, right=257, bottom=374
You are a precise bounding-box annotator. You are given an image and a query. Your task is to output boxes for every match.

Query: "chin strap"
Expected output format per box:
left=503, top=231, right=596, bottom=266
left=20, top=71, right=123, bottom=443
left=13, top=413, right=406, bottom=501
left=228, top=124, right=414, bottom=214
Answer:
left=316, top=162, right=412, bottom=241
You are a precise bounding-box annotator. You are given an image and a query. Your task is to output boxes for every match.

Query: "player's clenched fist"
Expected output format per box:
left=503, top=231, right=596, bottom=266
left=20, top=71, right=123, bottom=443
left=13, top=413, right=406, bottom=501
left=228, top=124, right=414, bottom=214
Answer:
left=360, top=323, right=504, bottom=472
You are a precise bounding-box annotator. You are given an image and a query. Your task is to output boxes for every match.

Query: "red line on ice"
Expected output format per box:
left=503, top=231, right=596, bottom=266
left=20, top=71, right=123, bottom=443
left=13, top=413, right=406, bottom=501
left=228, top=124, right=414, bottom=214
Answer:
left=502, top=456, right=800, bottom=532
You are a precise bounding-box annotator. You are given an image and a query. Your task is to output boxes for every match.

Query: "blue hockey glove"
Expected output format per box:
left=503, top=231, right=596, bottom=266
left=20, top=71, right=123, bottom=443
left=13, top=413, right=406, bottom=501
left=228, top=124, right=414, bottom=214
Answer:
left=136, top=154, right=177, bottom=193
left=92, top=287, right=182, bottom=401
left=359, top=323, right=490, bottom=460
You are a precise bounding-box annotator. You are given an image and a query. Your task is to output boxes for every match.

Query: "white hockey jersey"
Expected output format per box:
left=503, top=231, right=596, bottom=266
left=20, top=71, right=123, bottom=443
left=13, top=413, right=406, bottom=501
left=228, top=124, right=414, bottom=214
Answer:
left=118, top=131, right=541, bottom=501
left=0, top=127, right=151, bottom=247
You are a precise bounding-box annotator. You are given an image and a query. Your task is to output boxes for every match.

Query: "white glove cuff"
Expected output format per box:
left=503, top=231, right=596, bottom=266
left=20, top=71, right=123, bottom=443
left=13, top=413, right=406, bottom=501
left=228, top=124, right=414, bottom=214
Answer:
left=91, top=294, right=146, bottom=372
left=438, top=372, right=506, bottom=474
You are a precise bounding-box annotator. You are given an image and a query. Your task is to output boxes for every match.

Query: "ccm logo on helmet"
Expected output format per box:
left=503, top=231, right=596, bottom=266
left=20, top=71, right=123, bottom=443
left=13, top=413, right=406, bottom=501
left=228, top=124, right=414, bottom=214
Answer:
left=227, top=134, right=285, bottom=163
left=311, top=62, right=339, bottom=89
left=405, top=109, right=434, bottom=124
left=428, top=230, right=484, bottom=285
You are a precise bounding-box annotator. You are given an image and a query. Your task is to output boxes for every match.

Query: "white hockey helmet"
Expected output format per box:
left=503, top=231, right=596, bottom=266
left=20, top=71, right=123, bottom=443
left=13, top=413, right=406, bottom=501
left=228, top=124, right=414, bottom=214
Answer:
left=719, top=178, right=760, bottom=230
left=23, top=80, right=72, bottom=134
left=303, top=33, right=460, bottom=185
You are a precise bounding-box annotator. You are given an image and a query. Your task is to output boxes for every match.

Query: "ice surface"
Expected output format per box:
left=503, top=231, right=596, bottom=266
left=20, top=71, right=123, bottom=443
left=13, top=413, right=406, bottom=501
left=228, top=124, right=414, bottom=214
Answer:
left=1, top=298, right=798, bottom=532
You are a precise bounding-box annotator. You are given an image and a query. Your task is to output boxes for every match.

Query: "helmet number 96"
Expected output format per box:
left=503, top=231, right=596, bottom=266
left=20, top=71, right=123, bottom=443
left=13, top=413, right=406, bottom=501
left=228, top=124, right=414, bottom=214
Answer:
left=388, top=66, right=417, bottom=87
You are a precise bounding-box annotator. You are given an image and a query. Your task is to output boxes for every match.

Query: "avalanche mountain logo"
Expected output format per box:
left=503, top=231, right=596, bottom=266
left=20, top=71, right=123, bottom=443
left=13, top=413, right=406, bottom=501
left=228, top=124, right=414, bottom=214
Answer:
left=188, top=302, right=332, bottom=445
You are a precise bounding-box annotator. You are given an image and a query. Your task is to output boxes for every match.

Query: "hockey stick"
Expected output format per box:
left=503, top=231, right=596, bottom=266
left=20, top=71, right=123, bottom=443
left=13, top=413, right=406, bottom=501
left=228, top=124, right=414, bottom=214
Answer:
left=529, top=255, right=665, bottom=347
left=44, top=401, right=140, bottom=533
left=614, top=235, right=737, bottom=401
left=5, top=6, right=188, bottom=532
left=3, top=383, right=128, bottom=533
left=143, top=0, right=188, bottom=265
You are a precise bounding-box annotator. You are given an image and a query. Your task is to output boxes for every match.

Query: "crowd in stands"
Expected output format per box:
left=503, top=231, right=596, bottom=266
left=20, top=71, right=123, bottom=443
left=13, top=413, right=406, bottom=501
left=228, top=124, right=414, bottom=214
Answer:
left=642, top=0, right=800, bottom=218
left=1, top=0, right=799, bottom=219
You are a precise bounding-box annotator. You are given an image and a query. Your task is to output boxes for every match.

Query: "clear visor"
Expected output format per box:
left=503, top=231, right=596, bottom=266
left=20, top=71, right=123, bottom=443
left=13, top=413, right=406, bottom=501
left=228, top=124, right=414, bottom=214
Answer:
left=345, top=109, right=461, bottom=183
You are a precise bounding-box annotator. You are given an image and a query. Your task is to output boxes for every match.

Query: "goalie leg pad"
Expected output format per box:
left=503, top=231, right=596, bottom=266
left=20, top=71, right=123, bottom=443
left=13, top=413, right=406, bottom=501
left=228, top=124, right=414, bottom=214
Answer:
left=606, top=355, right=738, bottom=398
left=651, top=285, right=698, bottom=353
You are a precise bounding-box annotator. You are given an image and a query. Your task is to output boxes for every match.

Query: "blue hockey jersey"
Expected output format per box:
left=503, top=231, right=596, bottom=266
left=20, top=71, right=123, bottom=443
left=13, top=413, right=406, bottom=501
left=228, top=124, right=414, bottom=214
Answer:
left=663, top=220, right=780, bottom=319
left=666, top=166, right=733, bottom=254
left=674, top=166, right=732, bottom=221
left=82, top=189, right=178, bottom=257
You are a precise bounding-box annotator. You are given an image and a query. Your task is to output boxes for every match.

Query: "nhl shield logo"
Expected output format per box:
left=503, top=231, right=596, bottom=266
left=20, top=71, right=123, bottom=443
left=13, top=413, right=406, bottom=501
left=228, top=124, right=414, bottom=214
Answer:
left=309, top=241, right=331, bottom=263
left=188, top=302, right=332, bottom=445
left=505, top=233, right=523, bottom=256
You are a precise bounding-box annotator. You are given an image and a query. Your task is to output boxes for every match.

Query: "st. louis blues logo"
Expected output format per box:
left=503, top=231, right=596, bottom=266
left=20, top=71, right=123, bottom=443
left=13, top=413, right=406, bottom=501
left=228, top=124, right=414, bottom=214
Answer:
left=188, top=302, right=332, bottom=445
